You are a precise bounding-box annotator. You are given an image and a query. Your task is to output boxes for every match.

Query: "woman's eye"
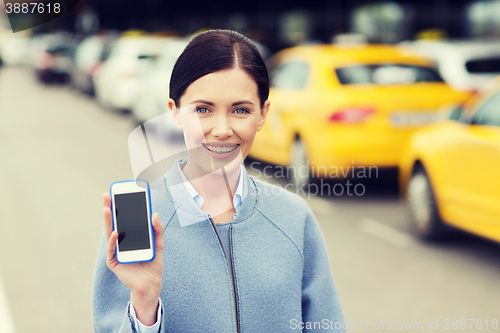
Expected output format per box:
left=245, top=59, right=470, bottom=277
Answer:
left=196, top=107, right=209, bottom=114
left=234, top=108, right=249, bottom=114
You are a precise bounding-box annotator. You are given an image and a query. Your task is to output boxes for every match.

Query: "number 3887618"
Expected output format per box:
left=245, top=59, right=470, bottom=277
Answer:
left=5, top=2, right=61, bottom=14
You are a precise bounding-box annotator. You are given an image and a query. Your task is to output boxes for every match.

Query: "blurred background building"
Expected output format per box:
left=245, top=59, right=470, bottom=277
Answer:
left=3, top=0, right=500, bottom=50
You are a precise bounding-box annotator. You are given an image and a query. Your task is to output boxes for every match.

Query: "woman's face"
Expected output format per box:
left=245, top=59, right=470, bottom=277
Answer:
left=170, top=68, right=270, bottom=175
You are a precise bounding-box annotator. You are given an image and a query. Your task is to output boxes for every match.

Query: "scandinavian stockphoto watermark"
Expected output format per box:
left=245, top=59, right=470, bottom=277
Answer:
left=290, top=319, right=424, bottom=330
left=249, top=160, right=379, bottom=180
left=248, top=160, right=379, bottom=198
left=127, top=112, right=381, bottom=227
left=290, top=318, right=499, bottom=330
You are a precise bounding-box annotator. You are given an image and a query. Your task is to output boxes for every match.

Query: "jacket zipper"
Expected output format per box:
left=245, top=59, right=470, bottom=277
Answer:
left=209, top=216, right=240, bottom=333
left=228, top=225, right=240, bottom=333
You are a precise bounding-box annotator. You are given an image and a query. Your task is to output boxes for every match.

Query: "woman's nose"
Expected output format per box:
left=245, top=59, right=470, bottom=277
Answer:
left=211, top=114, right=233, bottom=138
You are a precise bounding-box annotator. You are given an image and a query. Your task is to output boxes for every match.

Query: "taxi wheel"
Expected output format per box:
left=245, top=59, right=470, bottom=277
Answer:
left=289, top=138, right=311, bottom=188
left=406, top=167, right=449, bottom=240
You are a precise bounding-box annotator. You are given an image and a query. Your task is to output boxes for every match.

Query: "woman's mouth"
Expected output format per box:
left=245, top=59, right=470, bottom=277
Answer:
left=202, top=143, right=239, bottom=153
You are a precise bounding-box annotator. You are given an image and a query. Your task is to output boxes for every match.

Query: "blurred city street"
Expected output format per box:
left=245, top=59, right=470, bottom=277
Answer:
left=1, top=66, right=500, bottom=332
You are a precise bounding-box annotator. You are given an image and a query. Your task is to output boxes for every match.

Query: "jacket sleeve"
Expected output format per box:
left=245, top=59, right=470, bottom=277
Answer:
left=301, top=209, right=346, bottom=332
left=92, top=229, right=164, bottom=333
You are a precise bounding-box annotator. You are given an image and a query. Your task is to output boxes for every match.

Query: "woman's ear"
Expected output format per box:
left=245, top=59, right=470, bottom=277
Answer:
left=168, top=98, right=183, bottom=130
left=257, top=100, right=270, bottom=131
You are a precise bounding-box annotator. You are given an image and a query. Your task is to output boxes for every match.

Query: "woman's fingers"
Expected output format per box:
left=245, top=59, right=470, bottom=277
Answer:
left=103, top=206, right=113, bottom=241
left=103, top=192, right=117, bottom=270
left=106, top=230, right=118, bottom=270
left=103, top=192, right=111, bottom=208
left=103, top=193, right=113, bottom=241
left=152, top=213, right=164, bottom=251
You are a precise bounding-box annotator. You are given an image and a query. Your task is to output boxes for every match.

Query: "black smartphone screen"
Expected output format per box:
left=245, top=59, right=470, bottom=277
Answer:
left=114, top=192, right=151, bottom=251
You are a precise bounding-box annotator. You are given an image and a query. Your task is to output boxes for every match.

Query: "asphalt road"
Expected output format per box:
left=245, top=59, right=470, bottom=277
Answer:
left=0, top=67, right=499, bottom=333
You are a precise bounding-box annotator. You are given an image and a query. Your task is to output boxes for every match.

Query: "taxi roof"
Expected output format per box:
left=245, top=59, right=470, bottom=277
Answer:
left=279, top=44, right=433, bottom=68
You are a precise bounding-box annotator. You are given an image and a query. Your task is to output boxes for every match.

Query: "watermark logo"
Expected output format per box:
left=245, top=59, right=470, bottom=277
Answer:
left=128, top=110, right=380, bottom=226
left=2, top=0, right=79, bottom=32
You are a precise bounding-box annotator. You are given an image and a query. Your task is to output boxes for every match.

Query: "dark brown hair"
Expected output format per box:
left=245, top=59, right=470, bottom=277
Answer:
left=170, top=29, right=269, bottom=109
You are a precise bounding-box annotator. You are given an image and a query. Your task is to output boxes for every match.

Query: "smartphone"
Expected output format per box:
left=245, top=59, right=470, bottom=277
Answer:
left=110, top=179, right=155, bottom=264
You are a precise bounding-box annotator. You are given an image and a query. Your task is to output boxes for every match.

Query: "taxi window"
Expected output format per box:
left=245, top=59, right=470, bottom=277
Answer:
left=335, top=64, right=443, bottom=85
left=466, top=57, right=500, bottom=74
left=270, top=62, right=309, bottom=89
left=471, top=91, right=500, bottom=127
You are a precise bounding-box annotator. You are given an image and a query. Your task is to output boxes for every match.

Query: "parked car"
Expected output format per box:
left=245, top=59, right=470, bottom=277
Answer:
left=399, top=75, right=500, bottom=242
left=29, top=31, right=73, bottom=68
left=399, top=39, right=500, bottom=91
left=249, top=44, right=472, bottom=186
left=70, top=32, right=118, bottom=95
left=130, top=37, right=189, bottom=138
left=93, top=34, right=168, bottom=112
left=35, top=44, right=74, bottom=83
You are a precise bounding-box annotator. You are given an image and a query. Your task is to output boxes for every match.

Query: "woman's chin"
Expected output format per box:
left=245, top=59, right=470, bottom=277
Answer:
left=210, top=150, right=244, bottom=174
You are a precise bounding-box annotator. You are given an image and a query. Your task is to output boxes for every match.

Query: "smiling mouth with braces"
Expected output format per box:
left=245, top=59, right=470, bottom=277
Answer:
left=202, top=143, right=239, bottom=153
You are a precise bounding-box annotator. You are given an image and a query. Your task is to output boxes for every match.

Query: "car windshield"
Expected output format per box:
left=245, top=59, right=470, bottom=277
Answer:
left=335, top=64, right=444, bottom=85
left=47, top=45, right=73, bottom=56
left=465, top=57, right=500, bottom=74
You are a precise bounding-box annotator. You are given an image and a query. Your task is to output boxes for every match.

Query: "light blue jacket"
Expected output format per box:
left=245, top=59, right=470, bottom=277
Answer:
left=92, top=160, right=346, bottom=332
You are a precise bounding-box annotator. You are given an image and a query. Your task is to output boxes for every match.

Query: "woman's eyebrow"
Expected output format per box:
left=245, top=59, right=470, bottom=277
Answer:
left=231, top=100, right=254, bottom=106
left=190, top=99, right=215, bottom=106
left=190, top=100, right=254, bottom=106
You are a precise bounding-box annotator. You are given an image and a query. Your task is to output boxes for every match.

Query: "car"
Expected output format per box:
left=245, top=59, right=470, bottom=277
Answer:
left=93, top=33, right=168, bottom=112
left=130, top=37, right=189, bottom=139
left=399, top=76, right=500, bottom=242
left=248, top=44, right=472, bottom=186
left=35, top=44, right=74, bottom=83
left=70, top=32, right=118, bottom=95
left=399, top=39, right=500, bottom=91
left=28, top=31, right=73, bottom=68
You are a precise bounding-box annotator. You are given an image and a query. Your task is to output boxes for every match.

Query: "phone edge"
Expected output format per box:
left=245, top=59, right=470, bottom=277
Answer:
left=109, top=179, right=156, bottom=264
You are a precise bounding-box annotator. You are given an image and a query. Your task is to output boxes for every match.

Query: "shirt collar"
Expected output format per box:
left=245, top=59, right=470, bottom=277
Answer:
left=177, top=160, right=247, bottom=212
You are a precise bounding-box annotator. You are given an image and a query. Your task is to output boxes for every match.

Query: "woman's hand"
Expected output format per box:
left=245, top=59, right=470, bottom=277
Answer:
left=103, top=193, right=164, bottom=326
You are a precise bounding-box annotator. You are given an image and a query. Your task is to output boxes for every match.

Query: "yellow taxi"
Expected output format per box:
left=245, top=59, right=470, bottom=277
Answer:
left=249, top=44, right=472, bottom=185
left=399, top=76, right=500, bottom=242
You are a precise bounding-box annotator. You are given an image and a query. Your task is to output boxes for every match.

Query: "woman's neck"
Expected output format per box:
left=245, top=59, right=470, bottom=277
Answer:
left=181, top=159, right=241, bottom=216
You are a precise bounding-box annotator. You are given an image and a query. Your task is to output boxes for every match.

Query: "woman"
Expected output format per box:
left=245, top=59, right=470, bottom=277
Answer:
left=93, top=29, right=346, bottom=333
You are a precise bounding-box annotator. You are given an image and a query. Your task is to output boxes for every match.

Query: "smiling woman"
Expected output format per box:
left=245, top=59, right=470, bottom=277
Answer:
left=92, top=29, right=346, bottom=333
left=172, top=68, right=267, bottom=173
left=170, top=67, right=269, bottom=220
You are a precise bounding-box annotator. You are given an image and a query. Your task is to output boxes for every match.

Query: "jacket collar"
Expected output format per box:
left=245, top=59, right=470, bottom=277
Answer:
left=162, top=158, right=257, bottom=226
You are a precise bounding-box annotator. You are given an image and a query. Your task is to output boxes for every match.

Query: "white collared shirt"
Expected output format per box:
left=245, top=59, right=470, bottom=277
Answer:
left=178, top=162, right=246, bottom=214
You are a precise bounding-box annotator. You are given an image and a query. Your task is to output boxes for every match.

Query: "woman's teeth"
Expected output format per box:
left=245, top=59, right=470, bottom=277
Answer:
left=204, top=144, right=238, bottom=153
